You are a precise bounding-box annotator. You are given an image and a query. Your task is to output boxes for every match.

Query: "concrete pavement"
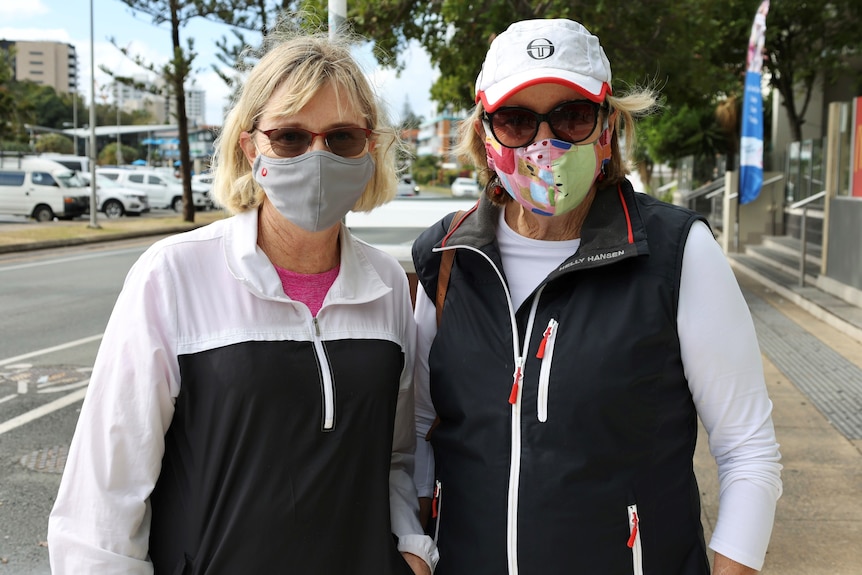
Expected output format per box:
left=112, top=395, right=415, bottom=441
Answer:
left=3, top=215, right=862, bottom=573
left=696, top=273, right=862, bottom=574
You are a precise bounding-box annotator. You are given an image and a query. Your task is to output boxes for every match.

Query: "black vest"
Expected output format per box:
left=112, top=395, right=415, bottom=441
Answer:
left=413, top=182, right=710, bottom=575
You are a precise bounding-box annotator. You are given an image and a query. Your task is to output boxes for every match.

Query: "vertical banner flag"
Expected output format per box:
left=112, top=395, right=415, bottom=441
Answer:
left=853, top=97, right=862, bottom=197
left=740, top=0, right=770, bottom=205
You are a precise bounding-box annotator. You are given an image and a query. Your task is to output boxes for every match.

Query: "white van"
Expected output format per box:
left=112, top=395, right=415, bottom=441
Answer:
left=98, top=167, right=210, bottom=212
left=0, top=156, right=91, bottom=221
left=39, top=154, right=91, bottom=174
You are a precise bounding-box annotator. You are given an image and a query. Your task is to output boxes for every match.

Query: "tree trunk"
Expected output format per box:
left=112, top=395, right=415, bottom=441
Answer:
left=170, top=0, right=194, bottom=223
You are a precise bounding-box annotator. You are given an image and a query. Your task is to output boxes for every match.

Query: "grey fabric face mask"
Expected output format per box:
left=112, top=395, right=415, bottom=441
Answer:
left=252, top=150, right=375, bottom=232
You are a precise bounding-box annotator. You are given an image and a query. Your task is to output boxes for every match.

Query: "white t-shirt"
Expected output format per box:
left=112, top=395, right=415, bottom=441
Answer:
left=413, top=218, right=782, bottom=570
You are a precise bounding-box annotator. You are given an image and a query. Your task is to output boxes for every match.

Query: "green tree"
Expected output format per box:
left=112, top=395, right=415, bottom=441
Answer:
left=399, top=97, right=423, bottom=131
left=28, top=85, right=75, bottom=129
left=0, top=47, right=18, bottom=142
left=346, top=0, right=861, bottom=166
left=105, top=0, right=217, bottom=222
left=411, top=154, right=440, bottom=186
left=200, top=1, right=323, bottom=100
left=98, top=142, right=142, bottom=166
left=35, top=133, right=75, bottom=154
left=764, top=0, right=862, bottom=142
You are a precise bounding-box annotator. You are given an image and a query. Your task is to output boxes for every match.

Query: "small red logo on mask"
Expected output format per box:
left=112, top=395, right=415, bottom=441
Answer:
left=261, top=167, right=268, bottom=177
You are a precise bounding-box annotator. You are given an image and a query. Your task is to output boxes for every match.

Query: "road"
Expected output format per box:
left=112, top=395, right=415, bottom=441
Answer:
left=0, top=195, right=476, bottom=573
left=0, top=237, right=159, bottom=574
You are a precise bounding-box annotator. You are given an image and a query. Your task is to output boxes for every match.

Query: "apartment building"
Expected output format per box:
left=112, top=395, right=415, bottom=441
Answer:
left=416, top=109, right=467, bottom=168
left=0, top=40, right=78, bottom=94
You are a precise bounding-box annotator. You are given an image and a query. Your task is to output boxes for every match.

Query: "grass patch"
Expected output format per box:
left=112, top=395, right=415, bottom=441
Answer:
left=0, top=211, right=229, bottom=247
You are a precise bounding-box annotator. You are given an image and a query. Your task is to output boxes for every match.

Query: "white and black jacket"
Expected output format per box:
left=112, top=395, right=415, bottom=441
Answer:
left=48, top=209, right=437, bottom=574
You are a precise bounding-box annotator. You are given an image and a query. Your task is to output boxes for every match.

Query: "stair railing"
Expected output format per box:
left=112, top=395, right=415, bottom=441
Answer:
left=788, top=190, right=827, bottom=287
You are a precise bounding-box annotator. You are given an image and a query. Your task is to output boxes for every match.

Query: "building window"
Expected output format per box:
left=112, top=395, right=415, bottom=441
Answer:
left=29, top=51, right=44, bottom=55
left=30, top=61, right=43, bottom=66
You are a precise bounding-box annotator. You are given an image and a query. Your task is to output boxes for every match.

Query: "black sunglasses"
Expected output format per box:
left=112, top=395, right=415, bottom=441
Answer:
left=483, top=100, right=603, bottom=148
left=257, top=127, right=374, bottom=158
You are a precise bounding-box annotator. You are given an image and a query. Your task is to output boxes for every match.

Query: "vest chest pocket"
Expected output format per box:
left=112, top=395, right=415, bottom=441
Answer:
left=536, top=318, right=559, bottom=422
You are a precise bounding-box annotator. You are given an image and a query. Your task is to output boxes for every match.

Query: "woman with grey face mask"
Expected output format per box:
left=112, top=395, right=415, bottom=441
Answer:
left=48, top=22, right=437, bottom=575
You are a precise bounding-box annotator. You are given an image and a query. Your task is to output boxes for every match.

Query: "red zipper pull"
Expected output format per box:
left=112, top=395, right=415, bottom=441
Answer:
left=509, top=360, right=523, bottom=404
left=627, top=510, right=639, bottom=548
left=536, top=325, right=553, bottom=358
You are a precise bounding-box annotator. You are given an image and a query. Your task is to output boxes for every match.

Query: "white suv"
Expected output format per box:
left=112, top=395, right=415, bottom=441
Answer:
left=98, top=168, right=210, bottom=212
left=79, top=172, right=150, bottom=218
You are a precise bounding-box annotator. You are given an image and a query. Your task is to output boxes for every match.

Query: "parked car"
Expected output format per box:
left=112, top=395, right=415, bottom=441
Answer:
left=450, top=177, right=481, bottom=198
left=78, top=172, right=150, bottom=218
left=0, top=155, right=90, bottom=221
left=38, top=154, right=92, bottom=174
left=98, top=168, right=210, bottom=212
left=397, top=176, right=420, bottom=197
left=191, top=172, right=214, bottom=188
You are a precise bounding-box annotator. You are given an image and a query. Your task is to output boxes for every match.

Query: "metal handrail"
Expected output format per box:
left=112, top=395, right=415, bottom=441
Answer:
left=789, top=189, right=827, bottom=210
left=790, top=190, right=828, bottom=287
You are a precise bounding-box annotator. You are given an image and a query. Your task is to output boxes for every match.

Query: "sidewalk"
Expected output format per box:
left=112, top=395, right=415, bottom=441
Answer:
left=3, top=217, right=861, bottom=573
left=696, top=272, right=862, bottom=574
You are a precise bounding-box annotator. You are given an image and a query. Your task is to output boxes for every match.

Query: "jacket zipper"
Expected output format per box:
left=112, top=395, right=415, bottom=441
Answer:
left=312, top=317, right=336, bottom=431
left=627, top=504, right=643, bottom=575
left=536, top=318, right=559, bottom=423
left=432, top=480, right=443, bottom=543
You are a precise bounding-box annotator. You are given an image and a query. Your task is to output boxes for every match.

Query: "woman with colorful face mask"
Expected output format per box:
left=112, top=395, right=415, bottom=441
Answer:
left=411, top=18, right=781, bottom=575
left=48, top=24, right=437, bottom=575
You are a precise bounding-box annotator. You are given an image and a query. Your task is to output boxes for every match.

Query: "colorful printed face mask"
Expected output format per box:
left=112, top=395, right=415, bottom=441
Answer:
left=484, top=119, right=613, bottom=217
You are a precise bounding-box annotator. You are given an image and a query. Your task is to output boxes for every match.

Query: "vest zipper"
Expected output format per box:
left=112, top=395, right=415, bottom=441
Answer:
left=312, top=316, right=336, bottom=431
left=627, top=504, right=643, bottom=575
left=507, top=288, right=545, bottom=575
left=536, top=318, right=559, bottom=422
left=432, top=480, right=443, bottom=543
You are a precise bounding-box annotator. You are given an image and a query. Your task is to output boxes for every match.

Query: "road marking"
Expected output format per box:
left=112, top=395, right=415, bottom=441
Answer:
left=37, top=379, right=89, bottom=393
left=0, top=394, right=17, bottom=405
left=0, top=247, right=144, bottom=272
left=18, top=380, right=27, bottom=394
left=0, top=334, right=104, bottom=367
left=0, top=387, right=87, bottom=436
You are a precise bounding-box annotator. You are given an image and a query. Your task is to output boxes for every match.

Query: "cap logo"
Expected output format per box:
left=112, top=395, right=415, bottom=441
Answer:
left=526, top=38, right=555, bottom=60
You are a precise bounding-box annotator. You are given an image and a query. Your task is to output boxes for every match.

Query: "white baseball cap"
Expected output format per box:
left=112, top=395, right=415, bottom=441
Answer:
left=476, top=19, right=613, bottom=112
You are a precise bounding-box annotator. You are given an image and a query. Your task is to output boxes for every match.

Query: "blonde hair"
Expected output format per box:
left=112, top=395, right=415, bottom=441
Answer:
left=211, top=24, right=401, bottom=214
left=455, top=87, right=660, bottom=202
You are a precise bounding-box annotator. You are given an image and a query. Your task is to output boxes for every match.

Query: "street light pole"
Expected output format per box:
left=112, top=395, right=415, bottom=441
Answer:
left=116, top=89, right=122, bottom=165
left=328, top=0, right=346, bottom=40
left=72, top=90, right=78, bottom=155
left=88, top=0, right=99, bottom=228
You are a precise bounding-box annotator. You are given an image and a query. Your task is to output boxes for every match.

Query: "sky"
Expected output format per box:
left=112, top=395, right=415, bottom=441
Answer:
left=0, top=0, right=440, bottom=126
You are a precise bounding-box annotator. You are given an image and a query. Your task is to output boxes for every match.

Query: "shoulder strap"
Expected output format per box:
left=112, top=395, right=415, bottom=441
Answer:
left=426, top=210, right=464, bottom=442
left=435, top=211, right=464, bottom=327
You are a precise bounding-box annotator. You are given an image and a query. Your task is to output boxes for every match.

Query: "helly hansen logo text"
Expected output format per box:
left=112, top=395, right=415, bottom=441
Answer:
left=562, top=250, right=626, bottom=269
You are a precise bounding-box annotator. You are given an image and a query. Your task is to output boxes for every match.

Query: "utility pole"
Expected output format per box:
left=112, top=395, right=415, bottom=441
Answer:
left=88, top=0, right=100, bottom=228
left=328, top=0, right=346, bottom=40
